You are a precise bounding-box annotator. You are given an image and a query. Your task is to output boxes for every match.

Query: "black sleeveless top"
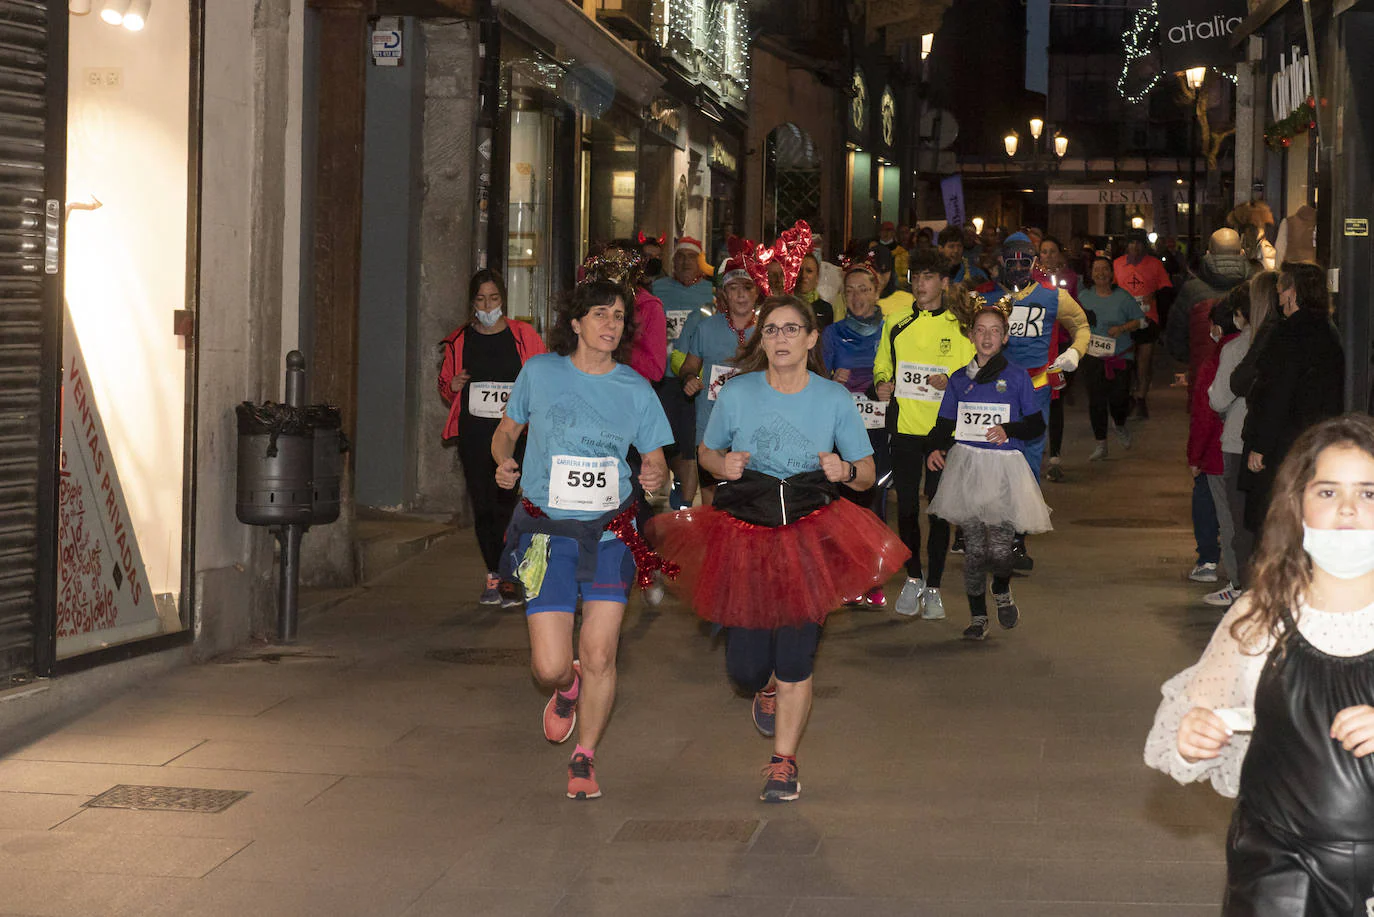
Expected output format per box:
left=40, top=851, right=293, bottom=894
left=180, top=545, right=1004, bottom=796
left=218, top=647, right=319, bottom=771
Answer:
left=1237, top=608, right=1374, bottom=841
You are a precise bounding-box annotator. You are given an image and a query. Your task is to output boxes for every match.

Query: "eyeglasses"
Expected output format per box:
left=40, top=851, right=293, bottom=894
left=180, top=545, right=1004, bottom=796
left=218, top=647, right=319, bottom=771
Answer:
left=761, top=322, right=806, bottom=338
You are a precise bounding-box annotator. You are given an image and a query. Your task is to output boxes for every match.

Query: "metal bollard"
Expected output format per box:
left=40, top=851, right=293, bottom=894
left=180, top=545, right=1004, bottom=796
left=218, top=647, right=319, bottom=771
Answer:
left=276, top=351, right=307, bottom=643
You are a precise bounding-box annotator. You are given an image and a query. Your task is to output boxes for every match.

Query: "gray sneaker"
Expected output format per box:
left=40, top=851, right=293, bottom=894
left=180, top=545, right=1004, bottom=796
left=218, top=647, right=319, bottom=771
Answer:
left=1114, top=424, right=1132, bottom=449
left=920, top=587, right=946, bottom=620
left=894, top=577, right=925, bottom=616
left=993, top=591, right=1020, bottom=629
left=1089, top=441, right=1108, bottom=462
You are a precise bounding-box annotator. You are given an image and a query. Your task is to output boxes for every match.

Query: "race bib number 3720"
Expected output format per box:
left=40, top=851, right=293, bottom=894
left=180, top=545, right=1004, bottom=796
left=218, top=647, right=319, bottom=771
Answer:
left=954, top=401, right=1010, bottom=443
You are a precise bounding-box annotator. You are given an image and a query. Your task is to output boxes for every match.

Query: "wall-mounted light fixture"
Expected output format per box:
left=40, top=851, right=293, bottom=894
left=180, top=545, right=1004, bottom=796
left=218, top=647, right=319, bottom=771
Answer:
left=99, top=0, right=129, bottom=24
left=920, top=33, right=934, bottom=61
left=1131, top=208, right=1146, bottom=230
left=122, top=0, right=151, bottom=30
left=971, top=216, right=985, bottom=235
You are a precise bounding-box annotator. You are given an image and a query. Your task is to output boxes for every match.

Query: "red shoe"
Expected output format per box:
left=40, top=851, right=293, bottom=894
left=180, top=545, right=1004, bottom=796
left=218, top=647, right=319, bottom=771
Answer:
left=567, top=752, right=601, bottom=800
left=863, top=586, right=887, bottom=608
left=542, top=660, right=580, bottom=744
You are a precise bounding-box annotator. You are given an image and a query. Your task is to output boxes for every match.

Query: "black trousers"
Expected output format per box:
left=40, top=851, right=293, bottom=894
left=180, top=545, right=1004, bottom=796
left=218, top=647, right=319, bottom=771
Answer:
left=458, top=432, right=521, bottom=573
left=1080, top=355, right=1132, bottom=440
left=1224, top=806, right=1374, bottom=916
left=890, top=432, right=948, bottom=586
left=725, top=624, right=823, bottom=691
left=1047, top=369, right=1076, bottom=459
left=841, top=428, right=892, bottom=519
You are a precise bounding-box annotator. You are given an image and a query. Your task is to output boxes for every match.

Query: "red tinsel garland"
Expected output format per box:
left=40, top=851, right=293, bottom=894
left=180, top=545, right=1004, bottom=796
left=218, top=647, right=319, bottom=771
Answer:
left=520, top=499, right=679, bottom=590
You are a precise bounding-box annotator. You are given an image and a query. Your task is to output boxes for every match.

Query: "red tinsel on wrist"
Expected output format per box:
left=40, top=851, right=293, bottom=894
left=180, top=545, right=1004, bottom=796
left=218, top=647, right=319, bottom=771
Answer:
left=520, top=499, right=679, bottom=590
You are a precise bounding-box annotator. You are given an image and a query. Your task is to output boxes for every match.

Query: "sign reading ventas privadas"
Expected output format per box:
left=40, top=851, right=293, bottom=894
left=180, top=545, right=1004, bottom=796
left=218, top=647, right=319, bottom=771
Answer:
left=1157, top=0, right=1247, bottom=73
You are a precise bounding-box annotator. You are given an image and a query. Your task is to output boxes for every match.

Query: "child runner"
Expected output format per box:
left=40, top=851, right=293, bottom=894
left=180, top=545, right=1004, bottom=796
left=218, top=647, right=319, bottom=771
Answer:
left=649, top=295, right=908, bottom=802
left=492, top=280, right=674, bottom=801
left=926, top=303, right=1054, bottom=640
left=1146, top=415, right=1374, bottom=914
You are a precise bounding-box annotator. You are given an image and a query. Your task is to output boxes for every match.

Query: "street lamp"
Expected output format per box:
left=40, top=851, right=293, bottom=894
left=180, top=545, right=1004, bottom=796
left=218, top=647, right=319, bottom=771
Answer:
left=1004, top=131, right=1019, bottom=158
left=1029, top=118, right=1044, bottom=142
left=1053, top=133, right=1068, bottom=158
left=920, top=33, right=934, bottom=61
left=1183, top=67, right=1205, bottom=263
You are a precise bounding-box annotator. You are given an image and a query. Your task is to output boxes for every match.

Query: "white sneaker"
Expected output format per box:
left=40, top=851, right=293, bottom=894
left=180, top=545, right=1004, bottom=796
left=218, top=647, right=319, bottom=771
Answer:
left=1189, top=562, right=1220, bottom=583
left=1205, top=584, right=1243, bottom=607
left=894, top=578, right=925, bottom=616
left=1089, top=441, right=1108, bottom=462
left=920, top=587, right=946, bottom=620
left=1114, top=425, right=1132, bottom=449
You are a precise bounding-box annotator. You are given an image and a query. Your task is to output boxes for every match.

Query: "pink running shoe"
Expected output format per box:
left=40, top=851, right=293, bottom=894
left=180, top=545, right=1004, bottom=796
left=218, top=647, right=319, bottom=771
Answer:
left=542, top=660, right=580, bottom=744
left=863, top=586, right=887, bottom=608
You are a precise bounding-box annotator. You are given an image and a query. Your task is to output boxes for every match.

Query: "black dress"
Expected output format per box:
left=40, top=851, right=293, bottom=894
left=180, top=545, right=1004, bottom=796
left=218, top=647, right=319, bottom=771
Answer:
left=1224, top=608, right=1374, bottom=915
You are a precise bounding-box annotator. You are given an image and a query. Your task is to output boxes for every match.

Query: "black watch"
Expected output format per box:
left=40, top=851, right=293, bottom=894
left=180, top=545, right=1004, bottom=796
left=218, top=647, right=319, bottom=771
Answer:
left=845, top=461, right=857, bottom=483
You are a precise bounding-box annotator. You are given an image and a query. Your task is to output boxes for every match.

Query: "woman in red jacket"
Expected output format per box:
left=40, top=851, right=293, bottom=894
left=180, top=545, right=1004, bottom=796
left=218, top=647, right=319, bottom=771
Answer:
left=438, top=269, right=546, bottom=606
left=1188, top=300, right=1240, bottom=595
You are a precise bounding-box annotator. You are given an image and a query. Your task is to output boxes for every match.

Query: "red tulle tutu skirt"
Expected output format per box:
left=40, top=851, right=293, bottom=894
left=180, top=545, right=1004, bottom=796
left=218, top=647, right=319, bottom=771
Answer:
left=646, top=499, right=911, bottom=629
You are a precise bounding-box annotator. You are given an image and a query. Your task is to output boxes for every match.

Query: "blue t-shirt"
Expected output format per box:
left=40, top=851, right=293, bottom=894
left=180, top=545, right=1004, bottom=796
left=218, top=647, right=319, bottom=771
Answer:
left=652, top=277, right=716, bottom=377
left=702, top=371, right=873, bottom=479
left=682, top=312, right=755, bottom=444
left=937, top=357, right=1041, bottom=452
left=1077, top=286, right=1140, bottom=361
left=505, top=354, right=673, bottom=520
left=821, top=317, right=882, bottom=394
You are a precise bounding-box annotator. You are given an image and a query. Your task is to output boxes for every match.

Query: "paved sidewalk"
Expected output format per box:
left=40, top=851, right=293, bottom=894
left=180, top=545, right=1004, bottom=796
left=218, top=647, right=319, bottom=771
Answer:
left=0, top=385, right=1235, bottom=916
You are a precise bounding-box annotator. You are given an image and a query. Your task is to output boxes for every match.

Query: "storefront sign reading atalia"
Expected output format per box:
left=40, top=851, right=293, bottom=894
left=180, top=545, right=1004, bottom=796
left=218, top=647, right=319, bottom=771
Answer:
left=1157, top=0, right=1247, bottom=72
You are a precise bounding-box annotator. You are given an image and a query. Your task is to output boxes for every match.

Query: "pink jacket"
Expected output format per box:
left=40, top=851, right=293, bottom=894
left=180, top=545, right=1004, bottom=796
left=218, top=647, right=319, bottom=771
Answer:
left=438, top=319, right=545, bottom=440
left=629, top=288, right=667, bottom=382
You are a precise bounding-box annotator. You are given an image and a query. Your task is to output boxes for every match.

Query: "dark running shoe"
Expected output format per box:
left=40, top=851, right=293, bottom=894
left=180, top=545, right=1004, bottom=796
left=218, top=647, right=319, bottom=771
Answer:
left=760, top=757, right=800, bottom=803
left=752, top=690, right=777, bottom=737
left=498, top=580, right=525, bottom=609
left=950, top=530, right=965, bottom=554
left=994, top=592, right=1020, bottom=629
left=962, top=616, right=990, bottom=641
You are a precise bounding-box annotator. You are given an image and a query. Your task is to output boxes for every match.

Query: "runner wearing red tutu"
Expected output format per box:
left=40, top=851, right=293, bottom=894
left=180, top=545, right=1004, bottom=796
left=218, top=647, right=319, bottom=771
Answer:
left=648, top=295, right=910, bottom=802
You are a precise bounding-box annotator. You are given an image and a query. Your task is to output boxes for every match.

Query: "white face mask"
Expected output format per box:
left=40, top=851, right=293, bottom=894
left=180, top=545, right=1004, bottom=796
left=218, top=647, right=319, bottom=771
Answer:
left=475, top=307, right=502, bottom=327
left=1303, top=525, right=1374, bottom=579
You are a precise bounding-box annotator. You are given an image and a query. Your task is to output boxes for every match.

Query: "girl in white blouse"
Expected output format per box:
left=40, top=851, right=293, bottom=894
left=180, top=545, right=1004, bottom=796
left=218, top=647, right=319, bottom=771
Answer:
left=1145, top=414, right=1374, bottom=915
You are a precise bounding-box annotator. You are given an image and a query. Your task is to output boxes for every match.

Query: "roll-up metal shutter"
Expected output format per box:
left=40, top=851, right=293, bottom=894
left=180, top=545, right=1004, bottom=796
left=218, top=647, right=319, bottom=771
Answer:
left=0, top=0, right=64, bottom=681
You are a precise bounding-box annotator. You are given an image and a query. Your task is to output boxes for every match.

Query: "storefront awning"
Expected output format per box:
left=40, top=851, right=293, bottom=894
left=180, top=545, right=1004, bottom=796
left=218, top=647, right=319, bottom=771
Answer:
left=494, top=0, right=665, bottom=108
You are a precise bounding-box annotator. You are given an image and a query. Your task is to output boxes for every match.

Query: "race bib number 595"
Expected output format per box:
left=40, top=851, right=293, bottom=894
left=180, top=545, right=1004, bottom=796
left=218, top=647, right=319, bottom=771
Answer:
left=548, top=455, right=620, bottom=511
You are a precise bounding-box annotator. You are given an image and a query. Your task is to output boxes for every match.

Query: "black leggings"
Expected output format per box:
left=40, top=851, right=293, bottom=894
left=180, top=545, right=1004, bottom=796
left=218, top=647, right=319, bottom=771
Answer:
left=1047, top=369, right=1076, bottom=459
left=458, top=432, right=521, bottom=573
left=841, top=428, right=891, bottom=520
left=725, top=624, right=822, bottom=692
left=890, top=432, right=948, bottom=586
left=1081, top=355, right=1132, bottom=440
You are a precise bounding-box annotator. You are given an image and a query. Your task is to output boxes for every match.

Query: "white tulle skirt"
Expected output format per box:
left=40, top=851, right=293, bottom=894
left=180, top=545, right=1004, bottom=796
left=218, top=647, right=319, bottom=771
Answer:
left=927, top=444, right=1053, bottom=534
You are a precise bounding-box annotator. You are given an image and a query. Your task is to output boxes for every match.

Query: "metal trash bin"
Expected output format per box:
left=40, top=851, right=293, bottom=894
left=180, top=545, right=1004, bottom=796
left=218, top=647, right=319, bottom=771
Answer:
left=235, top=401, right=314, bottom=526
left=305, top=405, right=347, bottom=525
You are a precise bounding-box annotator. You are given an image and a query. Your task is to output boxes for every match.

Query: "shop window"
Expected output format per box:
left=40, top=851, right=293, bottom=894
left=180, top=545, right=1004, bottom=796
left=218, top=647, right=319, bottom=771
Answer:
left=586, top=120, right=640, bottom=247
left=58, top=0, right=194, bottom=658
left=763, top=123, right=821, bottom=241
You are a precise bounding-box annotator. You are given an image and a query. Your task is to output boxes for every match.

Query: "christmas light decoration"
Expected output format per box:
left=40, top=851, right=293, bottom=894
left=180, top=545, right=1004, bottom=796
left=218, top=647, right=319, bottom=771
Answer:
left=1117, top=0, right=1235, bottom=105
left=1264, top=96, right=1319, bottom=151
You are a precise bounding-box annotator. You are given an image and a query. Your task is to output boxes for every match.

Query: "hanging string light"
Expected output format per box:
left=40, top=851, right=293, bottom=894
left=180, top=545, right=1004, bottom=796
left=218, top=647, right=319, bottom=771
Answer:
left=1117, top=0, right=1235, bottom=105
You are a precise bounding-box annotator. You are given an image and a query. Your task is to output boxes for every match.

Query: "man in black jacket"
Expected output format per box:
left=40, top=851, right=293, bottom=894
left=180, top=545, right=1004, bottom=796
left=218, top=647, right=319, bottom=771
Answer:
left=1164, top=228, right=1253, bottom=367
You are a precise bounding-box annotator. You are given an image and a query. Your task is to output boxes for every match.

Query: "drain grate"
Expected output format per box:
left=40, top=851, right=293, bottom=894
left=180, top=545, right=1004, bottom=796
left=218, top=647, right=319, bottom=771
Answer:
left=1073, top=517, right=1181, bottom=529
left=426, top=647, right=531, bottom=667
left=84, top=784, right=250, bottom=814
left=613, top=819, right=760, bottom=843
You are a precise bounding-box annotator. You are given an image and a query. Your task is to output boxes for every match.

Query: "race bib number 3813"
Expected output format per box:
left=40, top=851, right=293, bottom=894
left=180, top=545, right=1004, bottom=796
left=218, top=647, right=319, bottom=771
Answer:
left=548, top=455, right=620, bottom=511
left=954, top=401, right=1010, bottom=443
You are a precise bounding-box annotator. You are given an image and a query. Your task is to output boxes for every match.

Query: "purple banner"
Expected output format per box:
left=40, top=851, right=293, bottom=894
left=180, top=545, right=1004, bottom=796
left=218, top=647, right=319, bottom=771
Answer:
left=941, top=174, right=966, bottom=227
